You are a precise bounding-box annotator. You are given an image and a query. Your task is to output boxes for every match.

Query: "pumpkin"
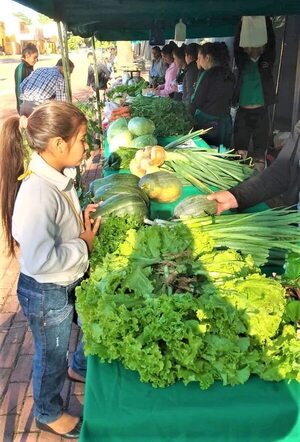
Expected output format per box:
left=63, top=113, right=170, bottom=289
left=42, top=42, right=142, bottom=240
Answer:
left=138, top=171, right=182, bottom=203
left=174, top=195, right=218, bottom=218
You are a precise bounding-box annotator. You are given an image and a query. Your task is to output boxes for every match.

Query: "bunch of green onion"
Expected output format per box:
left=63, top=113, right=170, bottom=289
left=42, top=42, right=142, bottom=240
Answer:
left=155, top=208, right=300, bottom=267
left=162, top=130, right=254, bottom=192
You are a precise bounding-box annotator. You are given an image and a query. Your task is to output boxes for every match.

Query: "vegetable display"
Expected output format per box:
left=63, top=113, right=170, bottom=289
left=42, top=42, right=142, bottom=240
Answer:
left=76, top=223, right=300, bottom=389
left=130, top=96, right=194, bottom=137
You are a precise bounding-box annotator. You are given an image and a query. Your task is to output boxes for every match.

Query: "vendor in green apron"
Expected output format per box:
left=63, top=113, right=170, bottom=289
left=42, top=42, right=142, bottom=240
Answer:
left=190, top=42, right=234, bottom=148
left=15, top=43, right=39, bottom=114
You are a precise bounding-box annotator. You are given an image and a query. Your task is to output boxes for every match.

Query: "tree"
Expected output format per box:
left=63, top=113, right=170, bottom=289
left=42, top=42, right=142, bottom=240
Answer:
left=38, top=13, right=53, bottom=25
left=67, top=35, right=85, bottom=51
left=13, top=11, right=32, bottom=25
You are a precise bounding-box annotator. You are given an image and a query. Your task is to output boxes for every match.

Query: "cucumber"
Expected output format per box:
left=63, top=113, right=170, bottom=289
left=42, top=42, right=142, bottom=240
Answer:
left=174, top=195, right=217, bottom=219
left=90, top=194, right=148, bottom=220
left=94, top=183, right=149, bottom=206
left=89, top=173, right=140, bottom=195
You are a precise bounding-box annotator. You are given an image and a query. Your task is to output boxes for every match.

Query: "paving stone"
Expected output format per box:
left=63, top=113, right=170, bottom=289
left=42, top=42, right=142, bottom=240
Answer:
left=0, top=342, right=21, bottom=368
left=0, top=312, right=14, bottom=328
left=6, top=324, right=27, bottom=345
left=0, top=414, right=19, bottom=442
left=17, top=397, right=36, bottom=434
left=0, top=382, right=28, bottom=415
left=0, top=330, right=8, bottom=349
left=14, top=432, right=39, bottom=441
left=20, top=331, right=34, bottom=356
left=2, top=296, right=20, bottom=313
left=14, top=309, right=26, bottom=323
left=0, top=368, right=11, bottom=400
left=10, top=355, right=32, bottom=383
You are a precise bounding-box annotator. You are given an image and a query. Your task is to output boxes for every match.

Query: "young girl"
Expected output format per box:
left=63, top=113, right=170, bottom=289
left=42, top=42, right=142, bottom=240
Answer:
left=15, top=43, right=39, bottom=114
left=0, top=101, right=101, bottom=438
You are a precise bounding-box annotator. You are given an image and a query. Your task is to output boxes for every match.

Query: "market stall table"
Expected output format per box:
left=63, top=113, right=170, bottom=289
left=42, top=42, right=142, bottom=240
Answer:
left=80, top=359, right=300, bottom=441
left=80, top=138, right=299, bottom=441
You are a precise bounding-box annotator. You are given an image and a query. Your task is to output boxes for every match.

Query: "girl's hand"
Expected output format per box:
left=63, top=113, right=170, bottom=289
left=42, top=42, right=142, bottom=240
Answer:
left=207, top=191, right=238, bottom=215
left=80, top=204, right=101, bottom=253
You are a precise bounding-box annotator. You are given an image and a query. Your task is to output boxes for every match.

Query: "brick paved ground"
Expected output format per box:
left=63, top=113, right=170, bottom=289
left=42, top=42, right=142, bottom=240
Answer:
left=0, top=149, right=102, bottom=442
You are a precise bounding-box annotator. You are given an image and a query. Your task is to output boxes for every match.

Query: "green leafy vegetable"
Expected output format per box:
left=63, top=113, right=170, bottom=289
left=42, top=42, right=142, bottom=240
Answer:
left=77, top=223, right=300, bottom=389
left=130, top=96, right=193, bottom=137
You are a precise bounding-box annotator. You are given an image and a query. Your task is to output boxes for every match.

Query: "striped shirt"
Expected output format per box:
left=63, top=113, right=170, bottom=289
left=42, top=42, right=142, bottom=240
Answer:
left=20, top=67, right=66, bottom=103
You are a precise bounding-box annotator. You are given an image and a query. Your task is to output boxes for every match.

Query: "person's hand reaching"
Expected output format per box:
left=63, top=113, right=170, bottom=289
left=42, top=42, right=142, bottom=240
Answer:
left=207, top=191, right=238, bottom=215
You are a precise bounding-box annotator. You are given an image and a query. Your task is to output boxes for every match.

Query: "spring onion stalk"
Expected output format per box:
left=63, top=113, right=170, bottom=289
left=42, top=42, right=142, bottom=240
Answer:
left=164, top=128, right=213, bottom=150
left=154, top=208, right=300, bottom=267
left=162, top=149, right=254, bottom=191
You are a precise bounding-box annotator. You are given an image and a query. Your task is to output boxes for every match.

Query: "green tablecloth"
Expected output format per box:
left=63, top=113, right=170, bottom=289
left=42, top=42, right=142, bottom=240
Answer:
left=80, top=358, right=300, bottom=442
left=81, top=138, right=292, bottom=441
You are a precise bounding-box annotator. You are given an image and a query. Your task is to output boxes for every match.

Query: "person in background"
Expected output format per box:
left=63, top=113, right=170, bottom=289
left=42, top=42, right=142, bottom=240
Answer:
left=149, top=46, right=167, bottom=87
left=190, top=42, right=235, bottom=147
left=106, top=46, right=116, bottom=75
left=155, top=44, right=178, bottom=97
left=207, top=120, right=300, bottom=214
left=0, top=101, right=101, bottom=438
left=233, top=16, right=276, bottom=171
left=86, top=52, right=110, bottom=94
left=182, top=43, right=200, bottom=104
left=19, top=59, right=74, bottom=117
left=170, top=45, right=187, bottom=100
left=15, top=43, right=39, bottom=114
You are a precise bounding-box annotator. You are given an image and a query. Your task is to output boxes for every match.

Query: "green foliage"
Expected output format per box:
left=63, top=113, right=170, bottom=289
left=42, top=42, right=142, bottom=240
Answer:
left=76, top=223, right=300, bottom=389
left=131, top=96, right=194, bottom=137
left=13, top=12, right=32, bottom=25
left=38, top=13, right=53, bottom=24
left=76, top=99, right=102, bottom=158
left=106, top=79, right=149, bottom=100
left=67, top=35, right=85, bottom=51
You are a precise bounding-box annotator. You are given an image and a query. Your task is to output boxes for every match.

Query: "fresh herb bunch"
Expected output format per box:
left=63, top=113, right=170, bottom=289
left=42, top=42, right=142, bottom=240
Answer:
left=130, top=96, right=194, bottom=137
left=76, top=223, right=300, bottom=389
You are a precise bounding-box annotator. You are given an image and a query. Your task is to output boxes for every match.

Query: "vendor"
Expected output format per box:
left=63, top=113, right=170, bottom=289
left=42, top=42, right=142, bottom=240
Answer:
left=183, top=43, right=200, bottom=104
left=170, top=46, right=187, bottom=100
left=190, top=42, right=235, bottom=147
left=233, top=16, right=276, bottom=171
left=207, top=120, right=300, bottom=214
left=149, top=46, right=167, bottom=87
left=155, top=44, right=178, bottom=97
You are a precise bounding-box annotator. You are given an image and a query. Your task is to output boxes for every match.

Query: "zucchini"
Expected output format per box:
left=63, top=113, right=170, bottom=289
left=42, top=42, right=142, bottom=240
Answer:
left=89, top=173, right=140, bottom=195
left=94, top=183, right=149, bottom=206
left=90, top=194, right=148, bottom=220
left=174, top=195, right=217, bottom=219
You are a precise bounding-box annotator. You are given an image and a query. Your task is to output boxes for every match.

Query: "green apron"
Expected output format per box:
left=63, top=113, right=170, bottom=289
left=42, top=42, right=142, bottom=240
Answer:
left=16, top=63, right=24, bottom=113
left=191, top=70, right=232, bottom=148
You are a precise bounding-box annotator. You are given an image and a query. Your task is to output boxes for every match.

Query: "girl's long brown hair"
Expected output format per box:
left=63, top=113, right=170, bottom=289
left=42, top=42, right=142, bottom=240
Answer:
left=0, top=101, right=87, bottom=257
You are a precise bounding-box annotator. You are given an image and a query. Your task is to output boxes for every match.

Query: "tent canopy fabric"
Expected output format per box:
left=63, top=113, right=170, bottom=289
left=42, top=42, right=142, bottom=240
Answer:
left=16, top=0, right=300, bottom=39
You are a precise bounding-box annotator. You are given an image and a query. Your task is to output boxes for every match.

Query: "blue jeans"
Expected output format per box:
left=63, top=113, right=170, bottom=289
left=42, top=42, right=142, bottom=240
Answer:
left=17, top=273, right=87, bottom=424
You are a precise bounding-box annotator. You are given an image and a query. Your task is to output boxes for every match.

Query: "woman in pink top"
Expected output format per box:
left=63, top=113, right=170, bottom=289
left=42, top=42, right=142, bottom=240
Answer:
left=156, top=44, right=178, bottom=96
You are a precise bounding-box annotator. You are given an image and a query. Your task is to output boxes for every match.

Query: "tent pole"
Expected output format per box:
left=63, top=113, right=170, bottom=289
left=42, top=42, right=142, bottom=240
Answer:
left=56, top=21, right=72, bottom=103
left=63, top=22, right=72, bottom=100
left=91, top=36, right=102, bottom=124
left=91, top=35, right=103, bottom=149
left=270, top=17, right=287, bottom=135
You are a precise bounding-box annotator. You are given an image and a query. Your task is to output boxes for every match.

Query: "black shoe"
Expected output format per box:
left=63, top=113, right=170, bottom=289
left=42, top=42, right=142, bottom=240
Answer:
left=36, top=417, right=82, bottom=439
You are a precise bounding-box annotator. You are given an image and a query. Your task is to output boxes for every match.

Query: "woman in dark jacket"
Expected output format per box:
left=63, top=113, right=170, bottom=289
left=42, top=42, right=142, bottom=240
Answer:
left=190, top=42, right=235, bottom=147
left=208, top=120, right=300, bottom=213
left=15, top=43, right=38, bottom=114
left=183, top=43, right=199, bottom=104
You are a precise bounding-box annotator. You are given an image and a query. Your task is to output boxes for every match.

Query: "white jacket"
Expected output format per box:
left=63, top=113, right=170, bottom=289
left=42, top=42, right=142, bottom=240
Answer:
left=12, top=152, right=89, bottom=285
